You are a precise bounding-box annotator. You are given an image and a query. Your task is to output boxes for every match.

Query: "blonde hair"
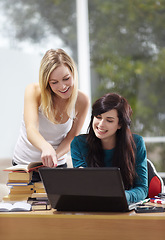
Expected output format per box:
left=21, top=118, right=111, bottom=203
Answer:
left=39, top=49, right=78, bottom=123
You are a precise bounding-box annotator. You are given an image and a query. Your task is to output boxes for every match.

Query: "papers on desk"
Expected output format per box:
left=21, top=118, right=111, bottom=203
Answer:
left=150, top=193, right=165, bottom=204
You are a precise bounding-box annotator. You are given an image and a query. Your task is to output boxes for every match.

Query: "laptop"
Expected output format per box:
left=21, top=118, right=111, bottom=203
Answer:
left=39, top=167, right=140, bottom=212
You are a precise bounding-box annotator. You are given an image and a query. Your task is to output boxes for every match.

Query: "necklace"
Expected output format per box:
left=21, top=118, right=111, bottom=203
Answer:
left=59, top=113, right=63, bottom=121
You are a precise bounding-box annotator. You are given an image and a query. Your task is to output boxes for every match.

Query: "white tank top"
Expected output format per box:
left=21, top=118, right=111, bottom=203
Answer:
left=13, top=108, right=74, bottom=165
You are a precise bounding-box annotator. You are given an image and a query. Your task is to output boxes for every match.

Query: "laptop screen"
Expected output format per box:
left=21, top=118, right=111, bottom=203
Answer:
left=39, top=167, right=130, bottom=212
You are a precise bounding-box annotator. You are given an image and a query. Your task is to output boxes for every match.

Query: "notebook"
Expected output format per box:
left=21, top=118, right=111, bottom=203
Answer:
left=39, top=167, right=140, bottom=212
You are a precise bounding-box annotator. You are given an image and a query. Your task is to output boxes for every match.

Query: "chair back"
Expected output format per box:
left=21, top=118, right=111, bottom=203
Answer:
left=147, top=159, right=164, bottom=198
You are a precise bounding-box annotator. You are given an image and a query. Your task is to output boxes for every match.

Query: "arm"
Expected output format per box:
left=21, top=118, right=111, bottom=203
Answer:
left=125, top=135, right=148, bottom=204
left=24, top=83, right=58, bottom=167
left=71, top=135, right=88, bottom=168
left=56, top=90, right=90, bottom=160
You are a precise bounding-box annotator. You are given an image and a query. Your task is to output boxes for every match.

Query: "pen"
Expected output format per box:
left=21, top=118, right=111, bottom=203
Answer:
left=140, top=198, right=150, bottom=204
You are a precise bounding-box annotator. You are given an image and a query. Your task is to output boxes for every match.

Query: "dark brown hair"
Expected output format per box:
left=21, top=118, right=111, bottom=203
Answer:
left=86, top=93, right=136, bottom=189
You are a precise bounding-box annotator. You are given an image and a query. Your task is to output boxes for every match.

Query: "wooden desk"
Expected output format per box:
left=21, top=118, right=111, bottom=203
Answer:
left=0, top=209, right=165, bottom=240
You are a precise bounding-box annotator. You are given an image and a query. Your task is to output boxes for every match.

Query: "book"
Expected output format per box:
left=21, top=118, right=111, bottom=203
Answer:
left=10, top=187, right=34, bottom=195
left=3, top=194, right=33, bottom=202
left=33, top=181, right=44, bottom=188
left=8, top=172, right=32, bottom=182
left=0, top=202, right=31, bottom=212
left=33, top=181, right=46, bottom=193
left=35, top=188, right=46, bottom=193
left=30, top=192, right=48, bottom=201
left=7, top=182, right=30, bottom=187
left=31, top=192, right=47, bottom=198
left=4, top=161, right=43, bottom=173
left=9, top=185, right=34, bottom=191
left=30, top=200, right=51, bottom=211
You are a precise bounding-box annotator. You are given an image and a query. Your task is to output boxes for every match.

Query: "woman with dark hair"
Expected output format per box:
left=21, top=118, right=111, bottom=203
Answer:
left=71, top=93, right=148, bottom=204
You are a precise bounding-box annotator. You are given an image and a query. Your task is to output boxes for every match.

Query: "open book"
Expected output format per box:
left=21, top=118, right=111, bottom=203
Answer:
left=0, top=202, right=32, bottom=212
left=4, top=162, right=43, bottom=173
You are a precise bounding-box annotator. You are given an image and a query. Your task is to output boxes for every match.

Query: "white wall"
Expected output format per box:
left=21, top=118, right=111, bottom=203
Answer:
left=0, top=48, right=41, bottom=159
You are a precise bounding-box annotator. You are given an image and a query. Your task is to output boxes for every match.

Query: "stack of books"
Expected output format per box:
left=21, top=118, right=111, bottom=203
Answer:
left=28, top=199, right=51, bottom=211
left=3, top=162, right=43, bottom=202
left=28, top=181, right=50, bottom=210
left=30, top=181, right=48, bottom=201
left=2, top=162, right=51, bottom=211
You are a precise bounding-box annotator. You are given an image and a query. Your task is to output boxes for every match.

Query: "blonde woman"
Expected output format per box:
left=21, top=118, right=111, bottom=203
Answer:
left=12, top=49, right=89, bottom=175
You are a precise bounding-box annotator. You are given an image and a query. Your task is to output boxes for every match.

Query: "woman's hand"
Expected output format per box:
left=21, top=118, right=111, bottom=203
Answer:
left=41, top=144, right=58, bottom=168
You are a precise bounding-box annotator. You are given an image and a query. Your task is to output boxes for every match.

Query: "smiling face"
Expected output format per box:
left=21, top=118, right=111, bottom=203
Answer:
left=92, top=109, right=121, bottom=149
left=48, top=64, right=74, bottom=99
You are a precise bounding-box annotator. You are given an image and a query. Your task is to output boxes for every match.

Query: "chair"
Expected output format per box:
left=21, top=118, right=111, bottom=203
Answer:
left=147, top=159, right=164, bottom=198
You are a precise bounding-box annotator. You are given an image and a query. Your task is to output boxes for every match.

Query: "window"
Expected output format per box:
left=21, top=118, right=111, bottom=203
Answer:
left=88, top=0, right=165, bottom=171
left=0, top=0, right=77, bottom=158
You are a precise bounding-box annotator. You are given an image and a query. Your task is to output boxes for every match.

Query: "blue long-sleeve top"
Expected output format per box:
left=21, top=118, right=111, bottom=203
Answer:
left=71, top=134, right=148, bottom=204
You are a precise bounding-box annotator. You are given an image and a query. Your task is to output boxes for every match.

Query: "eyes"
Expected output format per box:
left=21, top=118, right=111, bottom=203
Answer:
left=96, top=115, right=102, bottom=119
left=50, top=77, right=70, bottom=85
left=95, top=115, right=114, bottom=123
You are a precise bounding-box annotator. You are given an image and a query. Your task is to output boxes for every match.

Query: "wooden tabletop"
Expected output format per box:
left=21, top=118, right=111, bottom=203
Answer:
left=0, top=208, right=165, bottom=240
